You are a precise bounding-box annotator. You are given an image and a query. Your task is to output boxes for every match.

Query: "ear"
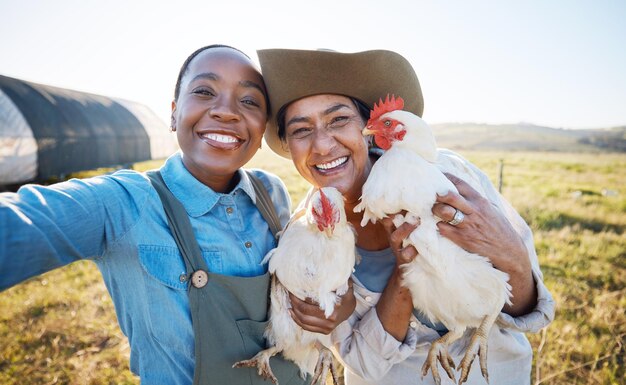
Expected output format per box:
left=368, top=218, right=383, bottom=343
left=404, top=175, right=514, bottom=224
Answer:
left=170, top=100, right=177, bottom=132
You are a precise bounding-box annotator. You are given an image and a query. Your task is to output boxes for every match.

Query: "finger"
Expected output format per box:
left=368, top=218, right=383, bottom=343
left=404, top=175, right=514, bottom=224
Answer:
left=398, top=245, right=418, bottom=264
left=396, top=221, right=419, bottom=237
left=432, top=203, right=457, bottom=223
left=443, top=173, right=482, bottom=200
left=389, top=221, right=418, bottom=249
left=289, top=309, right=333, bottom=334
left=436, top=188, right=473, bottom=214
left=289, top=292, right=322, bottom=315
left=288, top=309, right=306, bottom=329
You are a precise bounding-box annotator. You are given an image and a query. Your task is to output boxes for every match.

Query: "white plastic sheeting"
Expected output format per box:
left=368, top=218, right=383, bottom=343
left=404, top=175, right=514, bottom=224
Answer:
left=114, top=98, right=179, bottom=160
left=0, top=89, right=37, bottom=184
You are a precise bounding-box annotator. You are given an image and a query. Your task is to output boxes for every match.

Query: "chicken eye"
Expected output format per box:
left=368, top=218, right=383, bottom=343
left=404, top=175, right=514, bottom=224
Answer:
left=384, top=120, right=391, bottom=127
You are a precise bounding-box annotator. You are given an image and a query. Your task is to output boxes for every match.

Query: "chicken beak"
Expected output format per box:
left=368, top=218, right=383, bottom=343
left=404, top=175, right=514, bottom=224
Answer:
left=362, top=126, right=377, bottom=136
left=324, top=227, right=333, bottom=238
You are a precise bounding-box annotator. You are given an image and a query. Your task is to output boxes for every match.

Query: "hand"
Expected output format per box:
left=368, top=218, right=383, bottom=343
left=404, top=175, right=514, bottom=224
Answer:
left=380, top=213, right=419, bottom=267
left=288, top=280, right=356, bottom=335
left=433, top=173, right=528, bottom=271
left=433, top=173, right=537, bottom=316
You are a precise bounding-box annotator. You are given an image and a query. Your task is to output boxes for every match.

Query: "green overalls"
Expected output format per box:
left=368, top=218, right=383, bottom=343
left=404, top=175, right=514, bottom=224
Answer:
left=148, top=171, right=308, bottom=385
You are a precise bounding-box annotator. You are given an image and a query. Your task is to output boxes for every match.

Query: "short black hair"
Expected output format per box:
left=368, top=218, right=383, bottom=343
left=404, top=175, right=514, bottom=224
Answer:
left=276, top=97, right=371, bottom=141
left=173, top=44, right=250, bottom=101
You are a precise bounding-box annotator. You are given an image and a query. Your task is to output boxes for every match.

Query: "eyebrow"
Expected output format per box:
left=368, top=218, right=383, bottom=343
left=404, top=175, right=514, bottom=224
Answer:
left=189, top=72, right=219, bottom=83
left=239, top=79, right=266, bottom=96
left=324, top=103, right=352, bottom=116
left=286, top=103, right=353, bottom=127
left=189, top=73, right=265, bottom=96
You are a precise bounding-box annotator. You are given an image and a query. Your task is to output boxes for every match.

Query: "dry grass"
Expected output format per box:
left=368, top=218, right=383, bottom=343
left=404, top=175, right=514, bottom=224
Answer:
left=1, top=149, right=624, bottom=384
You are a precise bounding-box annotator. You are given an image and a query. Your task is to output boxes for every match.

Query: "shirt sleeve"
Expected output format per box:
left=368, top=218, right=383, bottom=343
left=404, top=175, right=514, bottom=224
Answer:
left=330, top=295, right=418, bottom=381
left=0, top=172, right=150, bottom=291
left=463, top=154, right=556, bottom=332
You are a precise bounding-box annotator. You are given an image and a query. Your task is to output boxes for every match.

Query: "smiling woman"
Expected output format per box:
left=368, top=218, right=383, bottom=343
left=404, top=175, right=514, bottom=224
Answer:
left=171, top=47, right=268, bottom=193
left=282, top=94, right=372, bottom=205
left=257, top=48, right=554, bottom=385
left=0, top=44, right=308, bottom=385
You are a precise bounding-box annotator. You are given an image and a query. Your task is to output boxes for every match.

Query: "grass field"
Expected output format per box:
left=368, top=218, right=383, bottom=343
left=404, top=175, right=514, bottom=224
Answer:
left=1, top=149, right=624, bottom=385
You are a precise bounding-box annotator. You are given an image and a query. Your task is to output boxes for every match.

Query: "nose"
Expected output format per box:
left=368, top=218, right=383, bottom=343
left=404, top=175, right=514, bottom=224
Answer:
left=311, top=128, right=337, bottom=156
left=210, top=95, right=240, bottom=122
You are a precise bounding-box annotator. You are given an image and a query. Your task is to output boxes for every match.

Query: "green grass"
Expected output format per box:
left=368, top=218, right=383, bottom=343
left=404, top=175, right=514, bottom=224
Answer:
left=1, top=149, right=624, bottom=384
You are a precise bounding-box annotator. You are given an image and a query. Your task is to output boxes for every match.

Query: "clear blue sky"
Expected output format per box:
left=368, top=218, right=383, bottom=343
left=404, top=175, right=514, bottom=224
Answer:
left=1, top=0, right=624, bottom=129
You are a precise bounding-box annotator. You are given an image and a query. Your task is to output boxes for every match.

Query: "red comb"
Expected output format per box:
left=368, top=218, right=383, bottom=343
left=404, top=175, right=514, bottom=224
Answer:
left=319, top=188, right=333, bottom=218
left=369, top=94, right=405, bottom=121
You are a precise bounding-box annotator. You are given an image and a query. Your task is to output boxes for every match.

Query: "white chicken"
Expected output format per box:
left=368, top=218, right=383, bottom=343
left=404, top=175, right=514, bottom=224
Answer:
left=354, top=95, right=512, bottom=385
left=234, top=187, right=357, bottom=385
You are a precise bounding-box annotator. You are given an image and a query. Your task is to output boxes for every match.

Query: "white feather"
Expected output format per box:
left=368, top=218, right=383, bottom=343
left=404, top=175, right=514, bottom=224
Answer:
left=357, top=109, right=512, bottom=358
left=264, top=187, right=357, bottom=375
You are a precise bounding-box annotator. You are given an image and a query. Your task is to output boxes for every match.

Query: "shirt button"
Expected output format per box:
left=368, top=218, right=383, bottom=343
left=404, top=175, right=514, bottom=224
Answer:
left=191, top=270, right=208, bottom=288
left=410, top=321, right=418, bottom=328
left=365, top=296, right=372, bottom=303
left=179, top=273, right=187, bottom=283
left=226, top=207, right=234, bottom=214
left=245, top=241, right=252, bottom=248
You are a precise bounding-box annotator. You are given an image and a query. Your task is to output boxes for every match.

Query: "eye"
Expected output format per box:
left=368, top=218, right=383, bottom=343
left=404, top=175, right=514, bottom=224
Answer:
left=192, top=87, right=215, bottom=97
left=384, top=120, right=392, bottom=127
left=328, top=115, right=352, bottom=129
left=241, top=97, right=260, bottom=107
left=289, top=127, right=313, bottom=139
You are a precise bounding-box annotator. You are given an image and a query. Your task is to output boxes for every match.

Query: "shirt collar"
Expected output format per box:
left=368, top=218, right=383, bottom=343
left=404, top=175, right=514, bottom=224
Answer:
left=159, top=151, right=257, bottom=217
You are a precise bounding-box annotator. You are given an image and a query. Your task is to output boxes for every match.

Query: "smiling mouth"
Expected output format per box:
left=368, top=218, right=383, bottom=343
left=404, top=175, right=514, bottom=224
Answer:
left=315, top=156, right=348, bottom=171
left=200, top=133, right=241, bottom=144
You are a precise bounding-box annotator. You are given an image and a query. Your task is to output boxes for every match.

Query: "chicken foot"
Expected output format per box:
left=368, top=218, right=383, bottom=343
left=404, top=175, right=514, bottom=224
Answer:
left=233, top=346, right=280, bottom=384
left=310, top=344, right=339, bottom=385
left=458, top=313, right=498, bottom=384
left=421, top=327, right=464, bottom=385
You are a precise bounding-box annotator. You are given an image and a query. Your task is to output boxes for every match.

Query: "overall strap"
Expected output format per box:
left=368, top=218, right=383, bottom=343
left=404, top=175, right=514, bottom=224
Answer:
left=146, top=171, right=208, bottom=275
left=147, top=170, right=302, bottom=385
left=246, top=171, right=282, bottom=238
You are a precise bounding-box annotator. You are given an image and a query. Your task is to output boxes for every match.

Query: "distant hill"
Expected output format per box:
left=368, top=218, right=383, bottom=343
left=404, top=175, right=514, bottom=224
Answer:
left=431, top=123, right=626, bottom=152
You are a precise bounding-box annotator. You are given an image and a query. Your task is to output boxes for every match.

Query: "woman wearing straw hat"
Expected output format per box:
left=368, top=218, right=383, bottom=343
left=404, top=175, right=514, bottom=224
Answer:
left=257, top=48, right=554, bottom=385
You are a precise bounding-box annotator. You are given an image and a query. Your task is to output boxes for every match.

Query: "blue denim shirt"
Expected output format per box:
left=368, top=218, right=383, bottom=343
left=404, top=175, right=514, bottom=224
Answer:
left=0, top=152, right=291, bottom=384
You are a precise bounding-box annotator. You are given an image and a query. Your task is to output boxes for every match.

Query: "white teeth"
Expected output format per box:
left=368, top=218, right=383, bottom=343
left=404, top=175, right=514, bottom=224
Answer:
left=202, top=133, right=239, bottom=143
left=316, top=156, right=348, bottom=170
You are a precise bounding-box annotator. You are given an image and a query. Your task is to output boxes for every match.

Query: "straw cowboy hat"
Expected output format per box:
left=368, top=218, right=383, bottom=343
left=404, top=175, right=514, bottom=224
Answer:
left=257, top=48, right=424, bottom=158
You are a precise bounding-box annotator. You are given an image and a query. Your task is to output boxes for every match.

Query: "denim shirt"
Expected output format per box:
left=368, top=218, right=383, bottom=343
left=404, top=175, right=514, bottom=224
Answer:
left=0, top=152, right=292, bottom=384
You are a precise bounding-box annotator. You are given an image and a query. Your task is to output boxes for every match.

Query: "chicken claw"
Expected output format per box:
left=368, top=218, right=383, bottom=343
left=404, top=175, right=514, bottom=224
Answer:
left=421, top=328, right=463, bottom=385
left=310, top=347, right=339, bottom=385
left=233, top=346, right=279, bottom=384
left=421, top=340, right=456, bottom=385
left=458, top=314, right=496, bottom=384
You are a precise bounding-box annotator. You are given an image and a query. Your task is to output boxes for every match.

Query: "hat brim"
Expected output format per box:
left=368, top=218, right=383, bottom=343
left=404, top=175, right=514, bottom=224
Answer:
left=257, top=49, right=423, bottom=159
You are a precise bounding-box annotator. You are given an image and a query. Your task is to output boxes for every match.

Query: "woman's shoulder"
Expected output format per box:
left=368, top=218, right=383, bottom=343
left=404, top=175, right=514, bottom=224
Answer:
left=58, top=169, right=156, bottom=208
left=244, top=168, right=287, bottom=193
left=244, top=168, right=292, bottom=224
left=95, top=169, right=153, bottom=193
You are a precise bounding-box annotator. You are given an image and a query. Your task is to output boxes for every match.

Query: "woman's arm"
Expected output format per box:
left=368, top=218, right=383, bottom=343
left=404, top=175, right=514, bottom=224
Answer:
left=0, top=173, right=148, bottom=291
left=373, top=218, right=417, bottom=341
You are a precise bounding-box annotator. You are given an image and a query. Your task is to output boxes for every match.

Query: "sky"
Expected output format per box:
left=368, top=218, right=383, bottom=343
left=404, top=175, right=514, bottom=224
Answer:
left=1, top=0, right=625, bottom=130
